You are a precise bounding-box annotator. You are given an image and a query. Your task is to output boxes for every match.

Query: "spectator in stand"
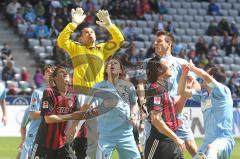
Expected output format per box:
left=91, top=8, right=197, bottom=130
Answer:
left=101, top=0, right=109, bottom=10
left=208, top=0, right=222, bottom=16
left=154, top=15, right=165, bottom=33
left=2, top=61, right=16, bottom=81
left=230, top=33, right=240, bottom=55
left=33, top=67, right=44, bottom=88
left=138, top=48, right=146, bottom=61
left=227, top=73, right=238, bottom=97
left=157, top=0, right=168, bottom=14
left=34, top=1, right=45, bottom=18
left=110, top=0, right=121, bottom=18
left=21, top=67, right=30, bottom=81
left=142, top=0, right=151, bottom=15
left=83, top=0, right=95, bottom=13
left=195, top=37, right=208, bottom=56
left=122, top=1, right=131, bottom=19
left=218, top=18, right=231, bottom=36
left=220, top=31, right=231, bottom=55
left=188, top=48, right=199, bottom=66
left=165, top=21, right=174, bottom=34
left=24, top=25, right=35, bottom=39
left=230, top=21, right=239, bottom=36
left=34, top=19, right=50, bottom=39
left=135, top=0, right=144, bottom=19
left=208, top=46, right=218, bottom=60
left=24, top=3, right=37, bottom=24
left=7, top=82, right=18, bottom=95
left=6, top=0, right=21, bottom=22
left=122, top=23, right=138, bottom=40
left=121, top=42, right=139, bottom=68
left=1, top=43, right=13, bottom=61
left=206, top=20, right=218, bottom=36
left=13, top=8, right=25, bottom=27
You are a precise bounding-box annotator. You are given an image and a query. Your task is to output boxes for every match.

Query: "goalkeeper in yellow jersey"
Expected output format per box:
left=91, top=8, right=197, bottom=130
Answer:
left=58, top=7, right=124, bottom=93
left=57, top=7, right=124, bottom=159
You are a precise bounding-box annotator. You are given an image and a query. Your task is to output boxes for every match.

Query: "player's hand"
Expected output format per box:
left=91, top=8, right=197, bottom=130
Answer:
left=2, top=115, right=7, bottom=126
left=96, top=10, right=112, bottom=27
left=188, top=59, right=195, bottom=71
left=175, top=138, right=185, bottom=152
left=80, top=103, right=91, bottom=112
left=71, top=7, right=86, bottom=25
left=72, top=111, right=87, bottom=120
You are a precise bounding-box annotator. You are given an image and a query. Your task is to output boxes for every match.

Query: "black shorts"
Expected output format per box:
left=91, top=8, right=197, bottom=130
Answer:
left=144, top=137, right=184, bottom=159
left=72, top=137, right=87, bottom=159
left=133, top=126, right=140, bottom=145
left=31, top=143, right=76, bottom=159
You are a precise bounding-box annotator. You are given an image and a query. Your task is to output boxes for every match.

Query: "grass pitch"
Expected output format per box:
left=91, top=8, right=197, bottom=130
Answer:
left=0, top=137, right=239, bottom=159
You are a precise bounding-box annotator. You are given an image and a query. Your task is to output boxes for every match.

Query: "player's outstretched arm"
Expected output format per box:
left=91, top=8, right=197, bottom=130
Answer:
left=188, top=60, right=213, bottom=84
left=96, top=10, right=124, bottom=59
left=57, top=7, right=86, bottom=54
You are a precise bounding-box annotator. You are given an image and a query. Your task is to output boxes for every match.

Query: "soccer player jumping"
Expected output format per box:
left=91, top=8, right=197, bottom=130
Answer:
left=179, top=61, right=235, bottom=159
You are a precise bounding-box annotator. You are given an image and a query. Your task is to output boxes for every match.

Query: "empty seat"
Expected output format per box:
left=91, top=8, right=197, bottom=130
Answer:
left=221, top=10, right=228, bottom=16
left=214, top=16, right=223, bottom=22
left=186, top=29, right=196, bottom=36
left=171, top=2, right=181, bottom=8
left=144, top=14, right=152, bottom=21
left=201, top=2, right=209, bottom=9
left=178, top=22, right=189, bottom=28
left=174, top=35, right=181, bottom=43
left=148, top=34, right=155, bottom=41
left=133, top=28, right=143, bottom=34
left=198, top=9, right=207, bottom=16
left=234, top=57, right=240, bottom=64
left=152, top=14, right=159, bottom=21
left=40, top=39, right=52, bottom=47
left=181, top=2, right=191, bottom=9
left=223, top=56, right=234, bottom=64
left=226, top=70, right=233, bottom=77
left=194, top=16, right=204, bottom=22
left=188, top=9, right=197, bottom=15
left=178, top=8, right=187, bottom=15
left=190, top=22, right=200, bottom=29
left=175, top=28, right=185, bottom=36
left=214, top=57, right=223, bottom=64
left=33, top=46, right=45, bottom=54
left=220, top=3, right=232, bottom=10
left=192, top=36, right=199, bottom=43
left=168, top=8, right=177, bottom=15
left=163, top=15, right=173, bottom=21
left=200, top=22, right=209, bottom=30
left=183, top=15, right=194, bottom=22
left=204, top=16, right=214, bottom=22
left=45, top=46, right=53, bottom=55
left=196, top=29, right=205, bottom=36
left=143, top=28, right=152, bottom=34
left=173, top=15, right=183, bottom=22
left=137, top=20, right=147, bottom=28
left=232, top=3, right=240, bottom=10
left=230, top=64, right=240, bottom=72
left=133, top=41, right=144, bottom=48
left=28, top=38, right=40, bottom=49
left=181, top=36, right=192, bottom=43
left=44, top=59, right=55, bottom=65
left=144, top=41, right=152, bottom=48
left=203, top=36, right=212, bottom=44
left=191, top=2, right=201, bottom=9
left=228, top=10, right=238, bottom=16
left=147, top=21, right=155, bottom=28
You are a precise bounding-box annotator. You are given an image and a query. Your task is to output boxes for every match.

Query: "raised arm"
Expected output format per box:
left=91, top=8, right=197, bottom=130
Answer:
left=57, top=8, right=86, bottom=55
left=95, top=10, right=124, bottom=59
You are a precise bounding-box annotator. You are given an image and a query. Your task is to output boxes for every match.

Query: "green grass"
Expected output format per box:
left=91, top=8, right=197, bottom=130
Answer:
left=0, top=137, right=239, bottom=159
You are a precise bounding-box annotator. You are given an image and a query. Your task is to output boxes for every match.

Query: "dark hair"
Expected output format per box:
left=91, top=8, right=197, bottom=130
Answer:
left=104, top=56, right=125, bottom=80
left=146, top=56, right=168, bottom=83
left=52, top=66, right=66, bottom=78
left=208, top=67, right=226, bottom=84
left=43, top=64, right=55, bottom=75
left=156, top=31, right=175, bottom=50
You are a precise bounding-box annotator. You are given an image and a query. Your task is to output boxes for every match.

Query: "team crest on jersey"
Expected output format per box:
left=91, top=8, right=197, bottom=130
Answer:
left=42, top=101, right=49, bottom=108
left=154, top=96, right=161, bottom=105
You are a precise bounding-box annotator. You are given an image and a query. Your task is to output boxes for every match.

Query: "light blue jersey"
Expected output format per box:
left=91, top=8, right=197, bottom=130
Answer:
left=0, top=83, right=6, bottom=100
left=93, top=79, right=140, bottom=159
left=192, top=79, right=235, bottom=158
left=20, top=87, right=45, bottom=159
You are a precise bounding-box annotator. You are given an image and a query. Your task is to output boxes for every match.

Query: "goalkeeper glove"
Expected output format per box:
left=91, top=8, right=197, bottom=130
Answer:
left=96, top=10, right=112, bottom=27
left=71, top=7, right=86, bottom=26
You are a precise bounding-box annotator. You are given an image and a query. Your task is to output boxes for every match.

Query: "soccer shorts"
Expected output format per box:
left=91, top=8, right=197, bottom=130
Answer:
left=176, top=113, right=194, bottom=141
left=20, top=135, right=35, bottom=159
left=144, top=121, right=151, bottom=143
left=96, top=135, right=141, bottom=159
left=198, top=137, right=235, bottom=159
left=144, top=137, right=184, bottom=159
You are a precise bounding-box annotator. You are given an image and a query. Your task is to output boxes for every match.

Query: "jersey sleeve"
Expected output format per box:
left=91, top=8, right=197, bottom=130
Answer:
left=57, top=22, right=83, bottom=58
left=129, top=84, right=138, bottom=106
left=29, top=90, right=40, bottom=112
left=191, top=90, right=202, bottom=103
left=102, top=24, right=124, bottom=60
left=40, top=89, right=54, bottom=116
left=0, top=88, right=6, bottom=100
left=21, top=107, right=30, bottom=128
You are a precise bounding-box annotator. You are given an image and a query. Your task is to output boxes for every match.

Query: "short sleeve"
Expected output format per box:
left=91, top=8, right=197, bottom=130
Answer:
left=207, top=79, right=228, bottom=98
left=29, top=90, right=40, bottom=112
left=129, top=85, right=138, bottom=106
left=146, top=95, right=163, bottom=113
left=0, top=84, right=6, bottom=100
left=21, top=107, right=30, bottom=127
left=40, top=89, right=54, bottom=116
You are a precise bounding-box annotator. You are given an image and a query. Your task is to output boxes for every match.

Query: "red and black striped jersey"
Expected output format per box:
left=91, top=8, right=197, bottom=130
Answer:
left=146, top=82, right=179, bottom=139
left=35, top=86, right=77, bottom=150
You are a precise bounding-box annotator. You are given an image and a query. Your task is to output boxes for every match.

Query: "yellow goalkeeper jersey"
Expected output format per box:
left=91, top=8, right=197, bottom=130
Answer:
left=57, top=22, right=124, bottom=93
